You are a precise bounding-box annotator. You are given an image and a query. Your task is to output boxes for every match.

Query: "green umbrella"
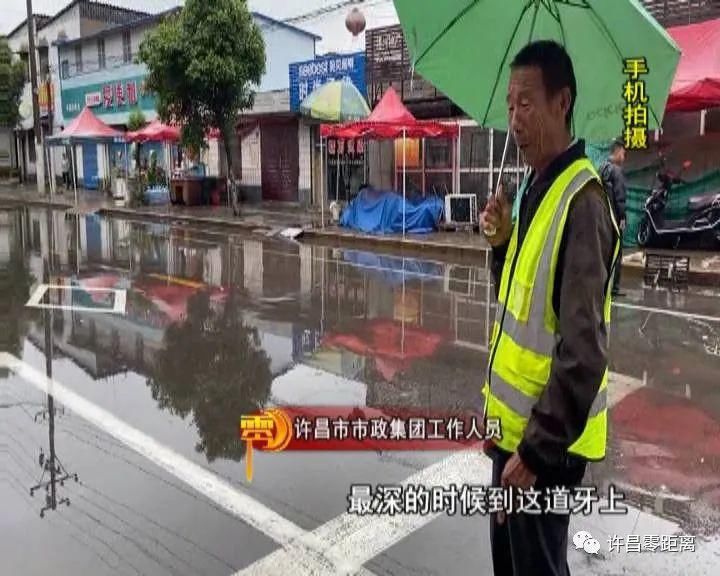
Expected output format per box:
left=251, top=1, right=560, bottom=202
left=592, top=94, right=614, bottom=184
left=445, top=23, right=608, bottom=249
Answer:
left=300, top=79, right=370, bottom=123
left=393, top=0, right=681, bottom=146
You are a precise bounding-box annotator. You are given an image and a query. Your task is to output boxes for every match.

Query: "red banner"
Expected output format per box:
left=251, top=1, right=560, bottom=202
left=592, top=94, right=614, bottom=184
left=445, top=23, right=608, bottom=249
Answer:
left=239, top=406, right=500, bottom=452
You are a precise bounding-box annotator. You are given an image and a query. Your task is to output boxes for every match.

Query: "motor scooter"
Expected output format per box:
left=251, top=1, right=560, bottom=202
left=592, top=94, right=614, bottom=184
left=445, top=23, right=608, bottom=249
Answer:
left=637, top=160, right=720, bottom=249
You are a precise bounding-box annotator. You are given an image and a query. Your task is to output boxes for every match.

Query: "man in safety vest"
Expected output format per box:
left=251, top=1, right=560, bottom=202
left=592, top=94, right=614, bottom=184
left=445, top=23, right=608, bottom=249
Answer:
left=480, top=40, right=621, bottom=575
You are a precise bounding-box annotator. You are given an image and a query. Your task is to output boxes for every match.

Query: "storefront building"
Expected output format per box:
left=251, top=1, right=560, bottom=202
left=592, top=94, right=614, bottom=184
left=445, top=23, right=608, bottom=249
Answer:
left=54, top=8, right=177, bottom=188
left=236, top=14, right=320, bottom=204
left=288, top=51, right=368, bottom=205
left=5, top=1, right=150, bottom=185
left=362, top=24, right=527, bottom=207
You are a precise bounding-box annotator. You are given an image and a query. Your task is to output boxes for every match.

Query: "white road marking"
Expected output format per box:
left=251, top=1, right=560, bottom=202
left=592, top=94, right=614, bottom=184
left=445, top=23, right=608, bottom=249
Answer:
left=613, top=301, right=720, bottom=323
left=25, top=284, right=127, bottom=314
left=0, top=353, right=330, bottom=565
left=233, top=450, right=492, bottom=576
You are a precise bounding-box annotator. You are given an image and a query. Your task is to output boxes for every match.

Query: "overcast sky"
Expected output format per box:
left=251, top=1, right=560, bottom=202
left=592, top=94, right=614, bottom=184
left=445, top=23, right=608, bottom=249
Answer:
left=3, top=1, right=399, bottom=53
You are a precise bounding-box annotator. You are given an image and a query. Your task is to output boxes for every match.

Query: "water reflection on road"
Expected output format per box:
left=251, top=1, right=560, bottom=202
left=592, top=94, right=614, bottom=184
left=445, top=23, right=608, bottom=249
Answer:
left=2, top=206, right=720, bottom=573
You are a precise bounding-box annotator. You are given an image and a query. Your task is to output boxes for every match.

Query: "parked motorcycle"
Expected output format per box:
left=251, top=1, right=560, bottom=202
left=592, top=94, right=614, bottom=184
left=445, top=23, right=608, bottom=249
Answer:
left=637, top=160, right=720, bottom=249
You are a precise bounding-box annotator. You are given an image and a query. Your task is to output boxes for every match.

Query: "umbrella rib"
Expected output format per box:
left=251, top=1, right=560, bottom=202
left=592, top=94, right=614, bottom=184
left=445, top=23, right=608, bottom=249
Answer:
left=555, top=4, right=576, bottom=138
left=481, top=1, right=536, bottom=127
left=585, top=6, right=663, bottom=129
left=411, top=0, right=480, bottom=69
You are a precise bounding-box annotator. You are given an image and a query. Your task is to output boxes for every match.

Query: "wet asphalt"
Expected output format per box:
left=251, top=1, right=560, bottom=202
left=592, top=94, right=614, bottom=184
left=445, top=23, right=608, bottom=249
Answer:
left=1, top=205, right=719, bottom=576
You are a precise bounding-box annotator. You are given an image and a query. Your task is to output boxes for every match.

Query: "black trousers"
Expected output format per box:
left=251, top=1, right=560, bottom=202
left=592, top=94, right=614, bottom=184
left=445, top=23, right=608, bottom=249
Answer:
left=488, top=447, right=586, bottom=576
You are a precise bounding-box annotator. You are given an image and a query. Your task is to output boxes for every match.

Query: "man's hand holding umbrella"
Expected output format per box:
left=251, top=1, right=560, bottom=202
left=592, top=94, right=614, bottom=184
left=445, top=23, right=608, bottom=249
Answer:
left=480, top=182, right=513, bottom=247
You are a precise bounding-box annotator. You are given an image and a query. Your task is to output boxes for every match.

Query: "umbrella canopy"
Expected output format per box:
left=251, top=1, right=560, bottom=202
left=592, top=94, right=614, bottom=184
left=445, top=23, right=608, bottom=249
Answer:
left=47, top=106, right=123, bottom=144
left=126, top=119, right=181, bottom=143
left=666, top=17, right=720, bottom=112
left=322, top=319, right=446, bottom=382
left=366, top=86, right=416, bottom=124
left=393, top=0, right=682, bottom=144
left=320, top=87, right=458, bottom=139
left=300, top=79, right=371, bottom=122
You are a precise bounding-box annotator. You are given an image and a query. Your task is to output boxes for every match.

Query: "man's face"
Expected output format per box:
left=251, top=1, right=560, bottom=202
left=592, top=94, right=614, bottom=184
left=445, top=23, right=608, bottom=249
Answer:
left=612, top=146, right=625, bottom=166
left=614, top=146, right=626, bottom=165
left=507, top=66, right=569, bottom=168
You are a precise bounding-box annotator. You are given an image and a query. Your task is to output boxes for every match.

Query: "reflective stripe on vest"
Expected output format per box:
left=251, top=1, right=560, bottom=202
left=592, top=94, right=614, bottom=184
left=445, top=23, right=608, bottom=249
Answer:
left=483, top=157, right=621, bottom=460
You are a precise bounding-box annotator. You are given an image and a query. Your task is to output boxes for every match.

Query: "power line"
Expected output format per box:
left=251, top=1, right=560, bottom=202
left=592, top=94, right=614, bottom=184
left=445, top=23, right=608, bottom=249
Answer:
left=283, top=0, right=365, bottom=24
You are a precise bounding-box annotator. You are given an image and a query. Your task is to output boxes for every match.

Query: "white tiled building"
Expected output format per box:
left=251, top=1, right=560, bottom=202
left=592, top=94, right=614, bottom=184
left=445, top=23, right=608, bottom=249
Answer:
left=4, top=0, right=149, bottom=185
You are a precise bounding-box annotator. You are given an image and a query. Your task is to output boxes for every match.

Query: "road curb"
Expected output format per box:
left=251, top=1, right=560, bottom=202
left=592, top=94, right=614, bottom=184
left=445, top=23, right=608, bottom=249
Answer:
left=95, top=206, right=275, bottom=233
left=300, top=227, right=492, bottom=260
left=0, top=196, right=73, bottom=210
left=3, top=195, right=718, bottom=282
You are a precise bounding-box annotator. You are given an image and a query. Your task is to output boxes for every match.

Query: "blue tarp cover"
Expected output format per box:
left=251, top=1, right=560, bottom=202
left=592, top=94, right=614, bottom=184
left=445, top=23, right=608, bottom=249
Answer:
left=342, top=249, right=444, bottom=285
left=339, top=189, right=443, bottom=234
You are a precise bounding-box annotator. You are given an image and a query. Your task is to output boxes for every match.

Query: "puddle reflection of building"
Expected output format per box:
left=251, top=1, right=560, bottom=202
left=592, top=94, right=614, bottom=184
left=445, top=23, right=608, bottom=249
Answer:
left=301, top=249, right=494, bottom=411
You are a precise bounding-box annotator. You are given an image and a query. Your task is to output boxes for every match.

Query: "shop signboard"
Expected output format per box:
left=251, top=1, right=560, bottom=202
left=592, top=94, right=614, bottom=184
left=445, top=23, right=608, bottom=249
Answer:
left=289, top=52, right=366, bottom=112
left=61, top=75, right=156, bottom=120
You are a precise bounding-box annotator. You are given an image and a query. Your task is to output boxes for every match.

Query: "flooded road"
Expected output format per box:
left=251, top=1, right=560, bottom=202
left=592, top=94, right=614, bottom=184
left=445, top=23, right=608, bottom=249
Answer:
left=1, top=206, right=719, bottom=575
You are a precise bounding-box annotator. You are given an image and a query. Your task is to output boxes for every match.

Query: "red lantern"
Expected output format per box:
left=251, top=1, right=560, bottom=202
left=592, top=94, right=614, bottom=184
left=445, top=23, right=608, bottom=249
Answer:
left=345, top=8, right=366, bottom=37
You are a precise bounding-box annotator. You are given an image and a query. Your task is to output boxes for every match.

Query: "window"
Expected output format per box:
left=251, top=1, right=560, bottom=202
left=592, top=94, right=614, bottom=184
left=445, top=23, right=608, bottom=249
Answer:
left=455, top=123, right=526, bottom=203
left=39, top=47, right=49, bottom=77
left=28, top=130, right=36, bottom=163
left=60, top=60, right=69, bottom=79
left=97, top=38, right=105, bottom=69
left=122, top=32, right=132, bottom=63
left=74, top=45, right=82, bottom=74
left=20, top=53, right=29, bottom=82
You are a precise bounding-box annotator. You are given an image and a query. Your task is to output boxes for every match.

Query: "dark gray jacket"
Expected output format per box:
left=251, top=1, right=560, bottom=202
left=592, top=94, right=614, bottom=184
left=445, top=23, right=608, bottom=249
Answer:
left=599, top=160, right=627, bottom=223
left=488, top=139, right=618, bottom=483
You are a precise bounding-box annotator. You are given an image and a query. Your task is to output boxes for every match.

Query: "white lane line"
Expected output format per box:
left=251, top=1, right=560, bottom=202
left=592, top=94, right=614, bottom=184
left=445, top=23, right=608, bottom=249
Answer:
left=613, top=301, right=720, bottom=323
left=0, top=353, right=331, bottom=565
left=233, top=450, right=492, bottom=576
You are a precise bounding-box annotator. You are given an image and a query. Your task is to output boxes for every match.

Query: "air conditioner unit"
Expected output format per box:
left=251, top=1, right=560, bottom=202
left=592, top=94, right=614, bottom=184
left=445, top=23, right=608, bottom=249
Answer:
left=444, top=194, right=478, bottom=225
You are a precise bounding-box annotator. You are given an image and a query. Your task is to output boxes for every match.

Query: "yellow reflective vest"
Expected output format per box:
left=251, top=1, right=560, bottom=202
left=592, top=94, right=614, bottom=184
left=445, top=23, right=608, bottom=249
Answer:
left=482, top=157, right=621, bottom=461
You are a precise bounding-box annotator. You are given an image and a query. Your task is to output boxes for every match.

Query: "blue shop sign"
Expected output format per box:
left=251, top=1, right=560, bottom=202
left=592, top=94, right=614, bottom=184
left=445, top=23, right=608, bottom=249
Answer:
left=289, top=52, right=366, bottom=111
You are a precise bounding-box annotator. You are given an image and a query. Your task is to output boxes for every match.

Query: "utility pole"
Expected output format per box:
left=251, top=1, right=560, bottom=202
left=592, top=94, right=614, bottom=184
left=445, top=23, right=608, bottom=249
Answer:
left=26, top=0, right=46, bottom=195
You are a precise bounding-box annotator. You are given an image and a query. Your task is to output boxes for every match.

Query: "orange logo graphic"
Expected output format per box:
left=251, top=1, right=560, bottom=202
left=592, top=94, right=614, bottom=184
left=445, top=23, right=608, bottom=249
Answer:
left=239, top=409, right=292, bottom=482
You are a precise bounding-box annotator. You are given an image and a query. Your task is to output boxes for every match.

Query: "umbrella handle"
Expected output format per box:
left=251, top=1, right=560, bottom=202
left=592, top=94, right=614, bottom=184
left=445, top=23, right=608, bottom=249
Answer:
left=483, top=131, right=511, bottom=237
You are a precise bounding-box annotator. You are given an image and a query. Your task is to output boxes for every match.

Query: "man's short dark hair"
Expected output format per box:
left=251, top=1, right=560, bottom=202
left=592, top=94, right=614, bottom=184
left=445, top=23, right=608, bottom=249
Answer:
left=510, top=40, right=577, bottom=130
left=610, top=138, right=625, bottom=153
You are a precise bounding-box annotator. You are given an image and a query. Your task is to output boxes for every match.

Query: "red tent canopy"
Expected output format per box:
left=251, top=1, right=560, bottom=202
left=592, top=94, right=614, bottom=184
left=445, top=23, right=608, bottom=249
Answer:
left=321, top=87, right=458, bottom=140
left=366, top=86, right=416, bottom=124
left=126, top=119, right=181, bottom=143
left=49, top=106, right=123, bottom=142
left=126, top=120, right=223, bottom=143
left=666, top=17, right=720, bottom=112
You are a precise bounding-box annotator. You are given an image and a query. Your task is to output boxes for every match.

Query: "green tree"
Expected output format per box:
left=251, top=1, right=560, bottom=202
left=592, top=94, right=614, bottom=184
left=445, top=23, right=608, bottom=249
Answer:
left=0, top=38, right=26, bottom=127
left=127, top=107, right=146, bottom=132
left=138, top=0, right=266, bottom=181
